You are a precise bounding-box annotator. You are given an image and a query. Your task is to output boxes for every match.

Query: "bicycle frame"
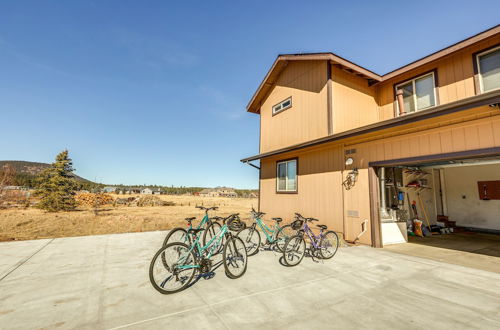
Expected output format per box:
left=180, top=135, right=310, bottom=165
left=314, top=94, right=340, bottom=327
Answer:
left=301, top=222, right=324, bottom=249
left=253, top=216, right=280, bottom=243
left=177, top=225, right=229, bottom=271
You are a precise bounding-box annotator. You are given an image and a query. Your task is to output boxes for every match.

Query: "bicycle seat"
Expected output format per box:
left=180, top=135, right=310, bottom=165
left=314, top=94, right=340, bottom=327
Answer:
left=316, top=224, right=327, bottom=230
left=188, top=228, right=205, bottom=236
left=185, top=217, right=196, bottom=222
left=272, top=217, right=283, bottom=223
left=211, top=216, right=224, bottom=222
left=307, top=217, right=319, bottom=222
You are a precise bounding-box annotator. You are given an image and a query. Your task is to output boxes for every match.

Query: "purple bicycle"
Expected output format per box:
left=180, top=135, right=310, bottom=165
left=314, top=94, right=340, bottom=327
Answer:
left=282, top=213, right=339, bottom=266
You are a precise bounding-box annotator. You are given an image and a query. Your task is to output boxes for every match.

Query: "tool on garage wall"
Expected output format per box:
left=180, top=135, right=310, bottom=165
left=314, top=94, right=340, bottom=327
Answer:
left=477, top=181, right=500, bottom=200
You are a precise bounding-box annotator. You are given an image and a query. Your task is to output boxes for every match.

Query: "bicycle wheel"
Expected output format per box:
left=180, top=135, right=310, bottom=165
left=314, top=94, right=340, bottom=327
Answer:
left=237, top=227, right=261, bottom=256
left=203, top=222, right=223, bottom=255
left=163, top=228, right=190, bottom=247
left=223, top=236, right=248, bottom=279
left=283, top=235, right=306, bottom=267
left=319, top=231, right=339, bottom=259
left=275, top=224, right=295, bottom=253
left=149, top=243, right=197, bottom=294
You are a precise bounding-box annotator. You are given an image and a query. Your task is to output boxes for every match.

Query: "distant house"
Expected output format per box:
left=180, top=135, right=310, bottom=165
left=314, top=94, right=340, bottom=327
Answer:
left=2, top=185, right=22, bottom=191
left=141, top=188, right=153, bottom=195
left=199, top=187, right=237, bottom=198
left=102, top=186, right=117, bottom=193
left=153, top=189, right=162, bottom=195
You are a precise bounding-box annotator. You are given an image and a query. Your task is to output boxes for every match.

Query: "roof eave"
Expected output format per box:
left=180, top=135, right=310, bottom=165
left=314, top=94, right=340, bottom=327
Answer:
left=241, top=90, right=500, bottom=162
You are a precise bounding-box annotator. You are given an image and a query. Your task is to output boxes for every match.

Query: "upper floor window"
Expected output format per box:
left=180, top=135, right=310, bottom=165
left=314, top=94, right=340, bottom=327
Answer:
left=277, top=159, right=297, bottom=192
left=476, top=46, right=500, bottom=93
left=272, top=97, right=292, bottom=115
left=395, top=72, right=437, bottom=114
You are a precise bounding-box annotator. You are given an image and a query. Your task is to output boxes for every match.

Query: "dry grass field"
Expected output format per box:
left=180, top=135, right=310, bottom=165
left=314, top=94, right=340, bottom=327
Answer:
left=0, top=195, right=258, bottom=242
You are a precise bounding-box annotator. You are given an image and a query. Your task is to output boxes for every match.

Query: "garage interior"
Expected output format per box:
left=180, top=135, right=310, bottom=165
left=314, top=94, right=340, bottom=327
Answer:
left=376, top=156, right=500, bottom=272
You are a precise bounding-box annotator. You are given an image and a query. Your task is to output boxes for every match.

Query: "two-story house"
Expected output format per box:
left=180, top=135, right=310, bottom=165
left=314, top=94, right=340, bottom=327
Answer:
left=242, top=25, right=500, bottom=247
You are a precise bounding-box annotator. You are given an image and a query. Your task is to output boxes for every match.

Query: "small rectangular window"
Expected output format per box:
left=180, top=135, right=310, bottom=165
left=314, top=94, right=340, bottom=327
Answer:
left=272, top=97, right=292, bottom=115
left=477, top=46, right=500, bottom=93
left=276, top=159, right=297, bottom=192
left=395, top=72, right=437, bottom=114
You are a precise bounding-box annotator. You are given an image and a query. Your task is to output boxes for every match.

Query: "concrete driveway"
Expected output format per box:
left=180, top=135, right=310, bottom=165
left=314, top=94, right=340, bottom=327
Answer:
left=1, top=231, right=499, bottom=330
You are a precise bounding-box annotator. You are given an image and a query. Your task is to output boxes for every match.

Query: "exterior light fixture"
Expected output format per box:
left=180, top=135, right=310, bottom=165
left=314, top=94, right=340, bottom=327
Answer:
left=345, top=157, right=354, bottom=166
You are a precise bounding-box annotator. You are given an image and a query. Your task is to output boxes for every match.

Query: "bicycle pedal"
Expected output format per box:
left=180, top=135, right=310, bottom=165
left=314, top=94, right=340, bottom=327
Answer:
left=199, top=271, right=215, bottom=280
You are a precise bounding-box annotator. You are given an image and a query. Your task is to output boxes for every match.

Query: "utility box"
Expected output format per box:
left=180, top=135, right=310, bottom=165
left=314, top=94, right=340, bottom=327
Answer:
left=477, top=181, right=500, bottom=200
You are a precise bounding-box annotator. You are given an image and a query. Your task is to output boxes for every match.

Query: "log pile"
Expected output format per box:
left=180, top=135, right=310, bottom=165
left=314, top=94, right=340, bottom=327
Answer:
left=75, top=192, right=114, bottom=207
left=136, top=195, right=175, bottom=207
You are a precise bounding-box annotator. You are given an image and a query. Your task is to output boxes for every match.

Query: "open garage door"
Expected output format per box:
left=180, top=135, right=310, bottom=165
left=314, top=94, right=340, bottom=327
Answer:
left=372, top=156, right=500, bottom=272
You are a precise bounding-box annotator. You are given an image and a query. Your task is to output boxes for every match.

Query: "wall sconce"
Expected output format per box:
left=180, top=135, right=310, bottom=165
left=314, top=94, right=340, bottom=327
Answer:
left=343, top=157, right=358, bottom=190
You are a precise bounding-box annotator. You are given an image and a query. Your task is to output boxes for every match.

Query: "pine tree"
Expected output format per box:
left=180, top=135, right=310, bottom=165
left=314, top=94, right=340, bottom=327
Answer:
left=34, top=150, right=78, bottom=212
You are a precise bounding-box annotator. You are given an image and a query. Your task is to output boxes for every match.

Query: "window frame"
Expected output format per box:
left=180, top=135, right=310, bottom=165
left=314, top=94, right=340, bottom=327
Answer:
left=475, top=45, right=500, bottom=94
left=276, top=158, right=298, bottom=194
left=272, top=97, right=292, bottom=116
left=394, top=71, right=438, bottom=115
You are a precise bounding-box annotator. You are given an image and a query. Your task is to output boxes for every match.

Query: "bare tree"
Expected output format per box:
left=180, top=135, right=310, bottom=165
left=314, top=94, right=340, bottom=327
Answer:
left=0, top=164, right=16, bottom=204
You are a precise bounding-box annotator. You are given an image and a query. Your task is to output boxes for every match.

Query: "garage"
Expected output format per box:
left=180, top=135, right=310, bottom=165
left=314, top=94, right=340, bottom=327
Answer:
left=374, top=154, right=500, bottom=271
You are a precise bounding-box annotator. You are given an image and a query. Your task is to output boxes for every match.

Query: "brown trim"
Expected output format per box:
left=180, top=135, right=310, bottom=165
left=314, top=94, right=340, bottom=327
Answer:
left=392, top=69, right=440, bottom=116
left=380, top=25, right=500, bottom=82
left=241, top=90, right=500, bottom=162
left=271, top=96, right=292, bottom=116
left=369, top=147, right=500, bottom=167
left=246, top=25, right=500, bottom=113
left=368, top=167, right=382, bottom=248
left=275, top=157, right=298, bottom=194
left=327, top=62, right=333, bottom=135
left=472, top=43, right=500, bottom=95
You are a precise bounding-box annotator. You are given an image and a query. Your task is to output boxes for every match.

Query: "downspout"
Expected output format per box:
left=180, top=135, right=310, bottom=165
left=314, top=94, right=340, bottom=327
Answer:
left=396, top=89, right=405, bottom=116
left=243, top=161, right=261, bottom=211
left=379, top=167, right=390, bottom=219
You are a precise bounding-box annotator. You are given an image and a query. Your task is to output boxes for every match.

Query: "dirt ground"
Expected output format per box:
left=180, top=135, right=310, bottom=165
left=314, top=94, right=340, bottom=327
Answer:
left=0, top=195, right=258, bottom=241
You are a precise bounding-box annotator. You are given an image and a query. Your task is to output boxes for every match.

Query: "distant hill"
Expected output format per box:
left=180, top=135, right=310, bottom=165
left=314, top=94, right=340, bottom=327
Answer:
left=0, top=160, right=91, bottom=182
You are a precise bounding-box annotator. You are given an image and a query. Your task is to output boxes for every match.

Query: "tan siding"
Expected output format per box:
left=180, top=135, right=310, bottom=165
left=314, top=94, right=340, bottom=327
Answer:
left=260, top=61, right=328, bottom=153
left=260, top=145, right=345, bottom=235
left=331, top=65, right=378, bottom=133
left=347, top=111, right=500, bottom=166
left=376, top=35, right=500, bottom=120
left=259, top=110, right=500, bottom=247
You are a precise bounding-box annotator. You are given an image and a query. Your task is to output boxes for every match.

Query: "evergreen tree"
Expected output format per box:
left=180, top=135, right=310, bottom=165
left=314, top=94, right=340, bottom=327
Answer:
left=34, top=150, right=78, bottom=212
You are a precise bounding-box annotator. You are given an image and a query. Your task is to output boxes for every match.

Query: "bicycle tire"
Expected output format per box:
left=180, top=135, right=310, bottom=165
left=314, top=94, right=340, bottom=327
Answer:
left=223, top=236, right=248, bottom=279
left=319, top=230, right=339, bottom=259
left=202, top=222, right=223, bottom=255
left=275, top=224, right=294, bottom=253
left=237, top=227, right=261, bottom=256
left=282, top=235, right=306, bottom=267
left=163, top=227, right=190, bottom=247
left=149, top=242, right=197, bottom=294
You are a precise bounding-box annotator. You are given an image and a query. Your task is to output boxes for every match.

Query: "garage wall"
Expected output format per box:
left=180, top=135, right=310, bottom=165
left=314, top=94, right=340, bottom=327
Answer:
left=444, top=164, right=500, bottom=230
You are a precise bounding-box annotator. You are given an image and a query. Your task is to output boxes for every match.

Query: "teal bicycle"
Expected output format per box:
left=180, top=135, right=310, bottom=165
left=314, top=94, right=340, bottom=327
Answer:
left=163, top=206, right=222, bottom=249
left=237, top=208, right=295, bottom=256
left=149, top=214, right=247, bottom=294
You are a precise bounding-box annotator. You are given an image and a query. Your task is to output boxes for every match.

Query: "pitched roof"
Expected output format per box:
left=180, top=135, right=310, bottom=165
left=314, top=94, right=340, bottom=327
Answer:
left=247, top=25, right=500, bottom=113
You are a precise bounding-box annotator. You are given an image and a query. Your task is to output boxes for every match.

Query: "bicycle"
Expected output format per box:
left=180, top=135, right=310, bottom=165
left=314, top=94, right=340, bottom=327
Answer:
left=150, top=214, right=247, bottom=294
left=237, top=208, right=295, bottom=256
left=282, top=213, right=339, bottom=267
left=162, top=206, right=222, bottom=248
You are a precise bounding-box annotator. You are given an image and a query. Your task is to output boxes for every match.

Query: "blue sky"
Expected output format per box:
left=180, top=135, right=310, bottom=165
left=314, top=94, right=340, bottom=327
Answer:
left=0, top=1, right=498, bottom=188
